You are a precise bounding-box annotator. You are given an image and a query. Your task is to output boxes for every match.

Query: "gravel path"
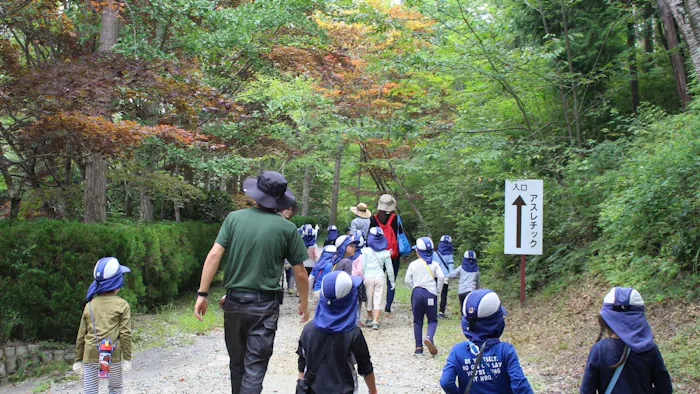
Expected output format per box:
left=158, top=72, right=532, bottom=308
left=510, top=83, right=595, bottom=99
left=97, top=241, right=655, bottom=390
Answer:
left=2, top=294, right=445, bottom=394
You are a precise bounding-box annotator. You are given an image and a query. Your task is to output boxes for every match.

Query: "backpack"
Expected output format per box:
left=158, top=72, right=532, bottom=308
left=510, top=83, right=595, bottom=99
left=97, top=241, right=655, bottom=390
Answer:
left=374, top=213, right=398, bottom=259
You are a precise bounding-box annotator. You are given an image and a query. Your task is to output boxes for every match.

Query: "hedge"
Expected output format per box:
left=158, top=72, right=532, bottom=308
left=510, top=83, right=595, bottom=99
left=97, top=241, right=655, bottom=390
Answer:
left=0, top=219, right=221, bottom=342
left=289, top=215, right=320, bottom=228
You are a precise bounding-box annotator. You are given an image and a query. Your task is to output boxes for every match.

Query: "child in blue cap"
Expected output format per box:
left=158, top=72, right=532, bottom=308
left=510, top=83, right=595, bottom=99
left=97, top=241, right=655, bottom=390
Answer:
left=296, top=271, right=378, bottom=394
left=405, top=237, right=445, bottom=355
left=445, top=250, right=480, bottom=315
left=433, top=235, right=455, bottom=318
left=580, top=287, right=672, bottom=394
left=74, top=257, right=133, bottom=394
left=440, top=289, right=533, bottom=393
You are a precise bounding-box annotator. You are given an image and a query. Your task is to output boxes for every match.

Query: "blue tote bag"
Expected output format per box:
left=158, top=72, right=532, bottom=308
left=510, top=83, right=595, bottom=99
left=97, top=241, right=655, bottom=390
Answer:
left=397, top=215, right=411, bottom=256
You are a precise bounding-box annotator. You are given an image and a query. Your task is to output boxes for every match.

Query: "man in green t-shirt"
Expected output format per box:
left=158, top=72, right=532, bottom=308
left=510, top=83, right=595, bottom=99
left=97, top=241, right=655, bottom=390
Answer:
left=194, top=171, right=309, bottom=394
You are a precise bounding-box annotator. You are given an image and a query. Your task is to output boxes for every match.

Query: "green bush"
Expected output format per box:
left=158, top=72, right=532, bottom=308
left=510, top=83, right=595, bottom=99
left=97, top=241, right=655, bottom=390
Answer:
left=0, top=219, right=220, bottom=342
left=189, top=190, right=236, bottom=223
left=289, top=215, right=319, bottom=228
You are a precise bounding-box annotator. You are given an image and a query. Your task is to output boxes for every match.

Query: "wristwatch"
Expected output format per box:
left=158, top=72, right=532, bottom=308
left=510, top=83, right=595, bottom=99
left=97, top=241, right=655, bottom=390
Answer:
left=197, top=291, right=208, bottom=297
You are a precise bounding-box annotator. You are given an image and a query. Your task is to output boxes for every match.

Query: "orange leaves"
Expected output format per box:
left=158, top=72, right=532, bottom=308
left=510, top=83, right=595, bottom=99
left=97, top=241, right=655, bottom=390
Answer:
left=146, top=125, right=211, bottom=147
left=22, top=113, right=143, bottom=156
left=21, top=113, right=211, bottom=157
left=89, top=0, right=125, bottom=13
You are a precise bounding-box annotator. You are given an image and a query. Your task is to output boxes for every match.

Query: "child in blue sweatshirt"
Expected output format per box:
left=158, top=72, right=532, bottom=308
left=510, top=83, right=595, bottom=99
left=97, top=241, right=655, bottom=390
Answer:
left=439, top=289, right=533, bottom=394
left=580, top=287, right=672, bottom=394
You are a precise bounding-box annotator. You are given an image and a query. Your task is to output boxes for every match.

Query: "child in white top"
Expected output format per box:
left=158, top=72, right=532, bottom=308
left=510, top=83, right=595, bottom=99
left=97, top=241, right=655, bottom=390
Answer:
left=405, top=237, right=444, bottom=355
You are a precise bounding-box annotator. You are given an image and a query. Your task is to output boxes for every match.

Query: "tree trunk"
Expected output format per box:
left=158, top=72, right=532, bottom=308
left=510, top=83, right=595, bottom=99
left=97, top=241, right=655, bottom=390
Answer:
left=125, top=186, right=133, bottom=217
left=643, top=3, right=655, bottom=53
left=659, top=0, right=692, bottom=105
left=226, top=177, right=236, bottom=194
left=98, top=2, right=120, bottom=51
left=390, top=170, right=429, bottom=238
left=356, top=149, right=362, bottom=205
left=84, top=154, right=107, bottom=222
left=139, top=188, right=154, bottom=222
left=302, top=165, right=312, bottom=216
left=329, top=141, right=342, bottom=226
left=203, top=173, right=210, bottom=191
left=0, top=157, right=20, bottom=219
left=84, top=1, right=120, bottom=223
left=666, top=0, right=700, bottom=76
left=628, top=20, right=641, bottom=113
left=174, top=202, right=181, bottom=222
left=561, top=0, right=583, bottom=147
left=536, top=3, right=574, bottom=142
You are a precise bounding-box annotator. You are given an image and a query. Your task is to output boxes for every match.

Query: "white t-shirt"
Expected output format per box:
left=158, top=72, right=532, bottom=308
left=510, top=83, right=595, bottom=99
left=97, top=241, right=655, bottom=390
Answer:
left=405, top=258, right=445, bottom=296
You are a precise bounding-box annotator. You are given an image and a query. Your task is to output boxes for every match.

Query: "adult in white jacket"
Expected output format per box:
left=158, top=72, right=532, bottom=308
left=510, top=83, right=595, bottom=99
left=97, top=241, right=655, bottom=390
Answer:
left=405, top=237, right=444, bottom=356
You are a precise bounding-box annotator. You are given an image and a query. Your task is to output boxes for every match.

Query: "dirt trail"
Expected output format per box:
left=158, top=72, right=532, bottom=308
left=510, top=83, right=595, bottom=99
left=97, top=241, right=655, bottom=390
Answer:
left=4, top=284, right=697, bottom=394
left=2, top=294, right=445, bottom=394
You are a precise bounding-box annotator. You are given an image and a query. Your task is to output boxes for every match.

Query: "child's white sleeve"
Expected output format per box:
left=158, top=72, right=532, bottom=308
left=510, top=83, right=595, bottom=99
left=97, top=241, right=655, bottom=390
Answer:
left=404, top=263, right=414, bottom=288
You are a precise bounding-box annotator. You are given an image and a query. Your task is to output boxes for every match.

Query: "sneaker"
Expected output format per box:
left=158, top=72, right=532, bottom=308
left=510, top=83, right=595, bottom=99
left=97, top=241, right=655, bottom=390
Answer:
left=287, top=288, right=293, bottom=295
left=438, top=313, right=447, bottom=319
left=372, top=323, right=380, bottom=330
left=423, top=338, right=438, bottom=355
left=384, top=308, right=392, bottom=314
left=365, top=319, right=373, bottom=326
left=414, top=347, right=423, bottom=355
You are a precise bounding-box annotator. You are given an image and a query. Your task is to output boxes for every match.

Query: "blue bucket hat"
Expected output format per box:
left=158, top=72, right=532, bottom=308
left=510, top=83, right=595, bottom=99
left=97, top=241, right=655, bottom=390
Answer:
left=299, top=224, right=318, bottom=248
left=351, top=231, right=364, bottom=260
left=438, top=235, right=454, bottom=255
left=367, top=227, right=388, bottom=251
left=599, top=287, right=654, bottom=353
left=462, top=250, right=478, bottom=272
left=326, top=225, right=339, bottom=243
left=313, top=271, right=363, bottom=334
left=461, top=289, right=507, bottom=346
left=86, top=257, right=131, bottom=301
left=333, top=235, right=354, bottom=265
left=413, top=236, right=434, bottom=264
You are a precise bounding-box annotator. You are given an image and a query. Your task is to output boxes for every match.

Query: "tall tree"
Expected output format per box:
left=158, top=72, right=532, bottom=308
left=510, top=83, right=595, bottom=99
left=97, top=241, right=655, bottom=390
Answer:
left=301, top=165, right=312, bottom=216
left=664, top=0, right=700, bottom=76
left=329, top=140, right=343, bottom=226
left=658, top=0, right=691, bottom=105
left=627, top=9, right=641, bottom=113
left=84, top=1, right=120, bottom=223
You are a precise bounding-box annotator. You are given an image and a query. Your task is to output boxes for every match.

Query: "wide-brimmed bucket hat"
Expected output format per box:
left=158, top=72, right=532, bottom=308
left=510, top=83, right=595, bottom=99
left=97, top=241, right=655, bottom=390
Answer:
left=243, top=171, right=296, bottom=210
left=377, top=194, right=396, bottom=212
left=350, top=202, right=372, bottom=218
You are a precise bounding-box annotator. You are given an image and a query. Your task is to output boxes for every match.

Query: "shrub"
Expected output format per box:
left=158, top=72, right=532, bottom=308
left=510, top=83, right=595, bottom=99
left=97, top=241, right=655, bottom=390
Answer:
left=189, top=190, right=236, bottom=223
left=289, top=215, right=319, bottom=228
left=0, top=220, right=220, bottom=342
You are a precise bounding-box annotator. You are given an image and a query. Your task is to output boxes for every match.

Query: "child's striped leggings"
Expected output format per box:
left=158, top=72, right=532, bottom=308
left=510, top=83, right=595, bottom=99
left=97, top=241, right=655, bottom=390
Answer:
left=83, top=362, right=123, bottom=394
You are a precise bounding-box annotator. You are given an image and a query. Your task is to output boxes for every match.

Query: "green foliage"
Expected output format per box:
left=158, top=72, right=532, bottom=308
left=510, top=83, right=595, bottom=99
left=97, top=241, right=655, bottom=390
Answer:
left=0, top=220, right=220, bottom=342
left=289, top=215, right=321, bottom=228
left=190, top=190, right=236, bottom=223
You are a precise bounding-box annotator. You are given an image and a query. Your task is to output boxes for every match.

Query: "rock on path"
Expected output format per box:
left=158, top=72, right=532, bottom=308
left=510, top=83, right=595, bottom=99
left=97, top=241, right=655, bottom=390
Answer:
left=2, top=294, right=444, bottom=394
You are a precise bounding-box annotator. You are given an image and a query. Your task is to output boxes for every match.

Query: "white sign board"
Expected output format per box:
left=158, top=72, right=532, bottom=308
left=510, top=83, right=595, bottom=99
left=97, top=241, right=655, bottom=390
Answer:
left=504, top=180, right=543, bottom=255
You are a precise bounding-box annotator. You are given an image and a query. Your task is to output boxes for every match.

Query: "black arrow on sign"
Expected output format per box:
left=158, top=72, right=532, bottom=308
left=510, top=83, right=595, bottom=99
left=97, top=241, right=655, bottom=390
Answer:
left=512, top=195, right=526, bottom=248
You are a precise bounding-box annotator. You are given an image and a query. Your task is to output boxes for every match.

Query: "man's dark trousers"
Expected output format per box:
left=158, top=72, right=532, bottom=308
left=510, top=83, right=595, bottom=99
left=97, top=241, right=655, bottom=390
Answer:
left=224, top=291, right=279, bottom=394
